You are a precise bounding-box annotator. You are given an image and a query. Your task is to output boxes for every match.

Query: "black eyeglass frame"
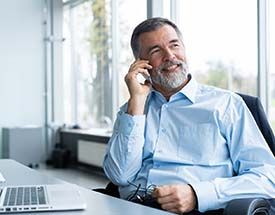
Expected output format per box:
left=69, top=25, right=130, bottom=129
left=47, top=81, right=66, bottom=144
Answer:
left=126, top=180, right=157, bottom=203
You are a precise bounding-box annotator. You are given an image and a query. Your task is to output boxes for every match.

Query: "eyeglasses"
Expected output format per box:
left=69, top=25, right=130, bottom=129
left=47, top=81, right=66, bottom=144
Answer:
left=126, top=180, right=157, bottom=203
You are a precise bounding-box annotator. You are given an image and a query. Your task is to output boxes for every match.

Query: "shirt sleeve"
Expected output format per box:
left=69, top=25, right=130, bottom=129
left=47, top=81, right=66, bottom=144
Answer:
left=103, top=108, right=146, bottom=185
left=191, top=96, right=275, bottom=212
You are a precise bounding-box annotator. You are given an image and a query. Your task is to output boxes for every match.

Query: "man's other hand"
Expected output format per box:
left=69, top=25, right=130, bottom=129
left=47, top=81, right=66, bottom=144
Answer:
left=152, top=184, right=197, bottom=214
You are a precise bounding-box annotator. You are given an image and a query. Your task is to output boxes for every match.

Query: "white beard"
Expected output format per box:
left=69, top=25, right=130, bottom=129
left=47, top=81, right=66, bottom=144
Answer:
left=151, top=61, right=188, bottom=91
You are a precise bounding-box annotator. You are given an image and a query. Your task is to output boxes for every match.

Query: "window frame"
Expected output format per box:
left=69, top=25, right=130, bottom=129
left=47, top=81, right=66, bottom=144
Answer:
left=257, top=0, right=270, bottom=115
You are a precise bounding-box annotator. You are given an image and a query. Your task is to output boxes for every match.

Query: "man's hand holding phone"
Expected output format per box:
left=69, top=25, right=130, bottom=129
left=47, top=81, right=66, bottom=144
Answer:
left=125, top=59, right=152, bottom=115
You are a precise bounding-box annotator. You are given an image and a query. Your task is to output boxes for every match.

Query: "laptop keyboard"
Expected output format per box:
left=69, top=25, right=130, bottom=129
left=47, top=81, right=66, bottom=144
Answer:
left=3, top=186, right=47, bottom=206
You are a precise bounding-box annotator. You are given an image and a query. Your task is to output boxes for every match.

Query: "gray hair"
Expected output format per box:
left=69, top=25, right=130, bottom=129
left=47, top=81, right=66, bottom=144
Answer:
left=130, top=17, right=183, bottom=59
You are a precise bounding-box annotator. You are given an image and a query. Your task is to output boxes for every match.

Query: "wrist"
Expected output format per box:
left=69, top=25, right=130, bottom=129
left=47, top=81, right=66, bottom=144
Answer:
left=127, top=96, right=147, bottom=115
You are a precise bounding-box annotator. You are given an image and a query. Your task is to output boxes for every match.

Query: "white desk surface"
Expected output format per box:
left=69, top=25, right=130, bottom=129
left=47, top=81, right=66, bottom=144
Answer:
left=0, top=159, right=172, bottom=215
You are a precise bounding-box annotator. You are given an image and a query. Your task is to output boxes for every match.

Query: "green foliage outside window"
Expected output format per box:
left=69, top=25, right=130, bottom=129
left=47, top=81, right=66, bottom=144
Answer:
left=196, top=60, right=256, bottom=96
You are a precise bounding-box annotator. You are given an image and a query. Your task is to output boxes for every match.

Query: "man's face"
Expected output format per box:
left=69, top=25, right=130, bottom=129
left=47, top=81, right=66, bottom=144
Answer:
left=138, top=25, right=188, bottom=91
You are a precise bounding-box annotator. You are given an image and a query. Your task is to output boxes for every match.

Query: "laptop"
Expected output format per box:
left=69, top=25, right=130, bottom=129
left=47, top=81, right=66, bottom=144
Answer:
left=0, top=184, right=86, bottom=213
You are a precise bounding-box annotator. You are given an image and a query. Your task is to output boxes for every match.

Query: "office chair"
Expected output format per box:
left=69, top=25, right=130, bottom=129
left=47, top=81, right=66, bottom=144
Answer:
left=236, top=93, right=275, bottom=155
left=94, top=93, right=275, bottom=215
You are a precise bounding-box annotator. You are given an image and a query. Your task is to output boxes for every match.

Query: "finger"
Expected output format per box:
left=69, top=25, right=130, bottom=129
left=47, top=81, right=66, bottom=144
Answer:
left=130, top=65, right=152, bottom=74
left=161, top=204, right=179, bottom=213
left=127, top=68, right=150, bottom=78
left=139, top=69, right=151, bottom=79
left=153, top=185, right=174, bottom=197
left=162, top=200, right=191, bottom=214
left=132, top=59, right=149, bottom=65
left=125, top=69, right=151, bottom=84
left=130, top=59, right=149, bottom=67
left=128, top=66, right=151, bottom=79
left=130, top=60, right=152, bottom=71
left=161, top=201, right=181, bottom=211
left=157, top=194, right=175, bottom=205
left=126, top=69, right=151, bottom=83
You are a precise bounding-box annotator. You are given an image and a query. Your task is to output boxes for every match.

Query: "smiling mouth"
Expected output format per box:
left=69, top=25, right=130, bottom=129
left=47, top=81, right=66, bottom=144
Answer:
left=162, top=64, right=180, bottom=73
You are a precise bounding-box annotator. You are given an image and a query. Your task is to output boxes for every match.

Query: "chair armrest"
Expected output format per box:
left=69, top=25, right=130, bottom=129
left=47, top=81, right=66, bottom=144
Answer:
left=223, top=198, right=271, bottom=215
left=93, top=182, right=120, bottom=198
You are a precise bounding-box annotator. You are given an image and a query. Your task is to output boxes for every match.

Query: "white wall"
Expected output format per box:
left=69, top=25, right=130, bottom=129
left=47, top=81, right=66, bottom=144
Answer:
left=0, top=0, right=45, bottom=155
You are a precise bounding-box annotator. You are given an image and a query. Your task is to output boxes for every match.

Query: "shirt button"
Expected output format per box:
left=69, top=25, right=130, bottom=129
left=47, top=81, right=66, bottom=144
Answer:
left=161, top=128, right=166, bottom=133
left=155, top=164, right=160, bottom=168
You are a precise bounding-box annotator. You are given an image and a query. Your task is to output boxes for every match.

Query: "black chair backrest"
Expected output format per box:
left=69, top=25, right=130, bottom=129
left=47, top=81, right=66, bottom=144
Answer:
left=237, top=93, right=275, bottom=155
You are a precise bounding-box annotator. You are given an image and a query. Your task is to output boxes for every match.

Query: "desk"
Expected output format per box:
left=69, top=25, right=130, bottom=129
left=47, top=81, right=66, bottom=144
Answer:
left=0, top=159, right=172, bottom=215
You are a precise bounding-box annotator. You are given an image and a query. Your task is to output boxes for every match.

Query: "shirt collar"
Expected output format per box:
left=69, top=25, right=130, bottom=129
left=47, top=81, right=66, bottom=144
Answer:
left=148, top=74, right=198, bottom=104
left=178, top=74, right=198, bottom=103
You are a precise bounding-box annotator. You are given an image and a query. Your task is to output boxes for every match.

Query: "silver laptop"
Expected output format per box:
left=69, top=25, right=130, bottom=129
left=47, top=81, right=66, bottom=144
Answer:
left=0, top=184, right=86, bottom=213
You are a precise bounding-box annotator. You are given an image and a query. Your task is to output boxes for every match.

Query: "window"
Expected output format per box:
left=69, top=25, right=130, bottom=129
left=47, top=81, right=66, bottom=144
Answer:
left=117, top=0, right=147, bottom=106
left=62, top=0, right=273, bottom=132
left=63, top=0, right=146, bottom=128
left=175, top=0, right=258, bottom=95
left=269, top=0, right=275, bottom=132
left=63, top=0, right=112, bottom=128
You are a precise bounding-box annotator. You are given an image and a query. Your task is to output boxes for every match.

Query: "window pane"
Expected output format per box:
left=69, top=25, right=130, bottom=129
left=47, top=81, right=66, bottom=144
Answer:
left=117, top=0, right=147, bottom=106
left=63, top=0, right=112, bottom=128
left=63, top=5, right=75, bottom=125
left=269, top=0, right=275, bottom=132
left=63, top=0, right=146, bottom=128
left=176, top=0, right=257, bottom=95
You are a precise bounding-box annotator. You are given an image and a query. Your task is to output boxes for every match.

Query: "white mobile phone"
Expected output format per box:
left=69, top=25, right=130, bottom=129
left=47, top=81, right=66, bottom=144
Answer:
left=137, top=73, right=152, bottom=84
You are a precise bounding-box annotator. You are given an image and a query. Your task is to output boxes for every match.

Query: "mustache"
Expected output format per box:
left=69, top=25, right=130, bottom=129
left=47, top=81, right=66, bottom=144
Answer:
left=155, top=60, right=187, bottom=72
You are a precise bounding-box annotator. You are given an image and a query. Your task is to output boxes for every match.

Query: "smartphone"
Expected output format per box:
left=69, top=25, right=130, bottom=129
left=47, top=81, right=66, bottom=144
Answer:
left=137, top=73, right=152, bottom=84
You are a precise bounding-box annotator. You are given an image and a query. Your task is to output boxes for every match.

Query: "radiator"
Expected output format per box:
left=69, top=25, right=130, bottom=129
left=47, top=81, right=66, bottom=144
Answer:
left=2, top=126, right=45, bottom=167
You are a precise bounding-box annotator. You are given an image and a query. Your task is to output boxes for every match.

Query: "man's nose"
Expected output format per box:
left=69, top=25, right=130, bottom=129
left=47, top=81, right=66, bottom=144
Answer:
left=163, top=48, right=176, bottom=61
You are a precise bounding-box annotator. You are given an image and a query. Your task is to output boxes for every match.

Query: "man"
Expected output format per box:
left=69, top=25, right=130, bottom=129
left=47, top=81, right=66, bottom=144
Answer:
left=103, top=17, right=275, bottom=214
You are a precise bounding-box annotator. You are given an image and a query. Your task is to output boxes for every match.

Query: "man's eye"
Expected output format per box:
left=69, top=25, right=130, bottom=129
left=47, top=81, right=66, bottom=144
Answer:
left=150, top=49, right=160, bottom=55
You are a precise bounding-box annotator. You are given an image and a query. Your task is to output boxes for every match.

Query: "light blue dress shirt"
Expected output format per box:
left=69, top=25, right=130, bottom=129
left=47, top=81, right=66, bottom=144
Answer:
left=103, top=77, right=275, bottom=212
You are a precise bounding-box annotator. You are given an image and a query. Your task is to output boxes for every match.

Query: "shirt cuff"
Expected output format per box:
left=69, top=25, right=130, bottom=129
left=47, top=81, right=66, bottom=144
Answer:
left=117, top=111, right=146, bottom=136
left=191, top=181, right=220, bottom=212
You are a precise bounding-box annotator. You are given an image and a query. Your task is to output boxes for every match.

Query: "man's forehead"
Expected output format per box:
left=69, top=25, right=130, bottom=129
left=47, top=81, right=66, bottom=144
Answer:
left=139, top=26, right=181, bottom=45
left=140, top=25, right=178, bottom=38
